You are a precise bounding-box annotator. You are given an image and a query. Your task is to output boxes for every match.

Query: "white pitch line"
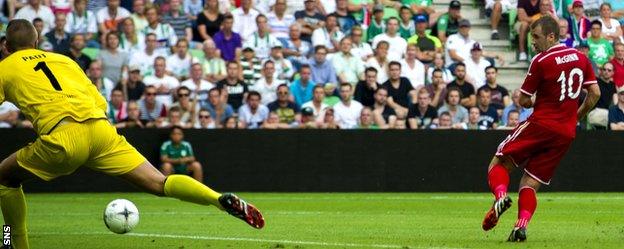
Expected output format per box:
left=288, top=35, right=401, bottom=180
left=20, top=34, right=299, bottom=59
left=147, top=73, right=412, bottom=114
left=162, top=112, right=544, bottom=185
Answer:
left=33, top=232, right=466, bottom=249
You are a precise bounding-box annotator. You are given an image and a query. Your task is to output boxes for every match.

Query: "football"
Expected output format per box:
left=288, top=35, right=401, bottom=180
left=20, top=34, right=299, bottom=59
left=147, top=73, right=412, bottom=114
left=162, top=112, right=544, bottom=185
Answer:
left=103, top=199, right=140, bottom=234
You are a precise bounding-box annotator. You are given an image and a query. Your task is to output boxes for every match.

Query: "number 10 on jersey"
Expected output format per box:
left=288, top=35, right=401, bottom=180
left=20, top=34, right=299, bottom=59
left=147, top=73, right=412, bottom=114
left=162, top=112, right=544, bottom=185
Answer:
left=557, top=68, right=583, bottom=101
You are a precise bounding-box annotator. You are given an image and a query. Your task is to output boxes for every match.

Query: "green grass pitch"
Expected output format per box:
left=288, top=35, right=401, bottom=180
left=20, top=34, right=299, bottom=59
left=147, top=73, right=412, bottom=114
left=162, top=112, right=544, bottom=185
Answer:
left=2, top=193, right=622, bottom=248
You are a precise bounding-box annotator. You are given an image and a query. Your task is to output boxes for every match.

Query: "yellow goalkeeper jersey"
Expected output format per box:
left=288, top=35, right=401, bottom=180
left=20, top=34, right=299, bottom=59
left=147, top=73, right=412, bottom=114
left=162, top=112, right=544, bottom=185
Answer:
left=0, top=49, right=107, bottom=135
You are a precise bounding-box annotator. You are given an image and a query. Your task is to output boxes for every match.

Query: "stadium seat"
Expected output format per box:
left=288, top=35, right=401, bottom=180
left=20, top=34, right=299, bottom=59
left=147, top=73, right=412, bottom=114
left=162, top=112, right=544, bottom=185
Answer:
left=81, top=48, right=100, bottom=60
left=189, top=49, right=205, bottom=61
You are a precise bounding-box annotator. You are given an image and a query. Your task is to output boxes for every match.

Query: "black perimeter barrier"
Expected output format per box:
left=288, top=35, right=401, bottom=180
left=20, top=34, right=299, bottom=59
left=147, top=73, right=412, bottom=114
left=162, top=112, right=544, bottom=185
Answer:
left=0, top=129, right=622, bottom=192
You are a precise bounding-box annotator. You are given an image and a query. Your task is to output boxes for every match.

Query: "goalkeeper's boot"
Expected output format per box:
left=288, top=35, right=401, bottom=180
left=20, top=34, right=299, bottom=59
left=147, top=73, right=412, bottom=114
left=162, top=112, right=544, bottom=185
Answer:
left=219, top=193, right=265, bottom=229
left=482, top=195, right=512, bottom=231
left=507, top=227, right=527, bottom=242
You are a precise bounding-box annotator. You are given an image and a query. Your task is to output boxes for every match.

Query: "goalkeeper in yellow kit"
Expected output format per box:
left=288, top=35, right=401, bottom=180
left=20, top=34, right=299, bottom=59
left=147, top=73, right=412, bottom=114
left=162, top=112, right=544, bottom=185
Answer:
left=0, top=20, right=264, bottom=249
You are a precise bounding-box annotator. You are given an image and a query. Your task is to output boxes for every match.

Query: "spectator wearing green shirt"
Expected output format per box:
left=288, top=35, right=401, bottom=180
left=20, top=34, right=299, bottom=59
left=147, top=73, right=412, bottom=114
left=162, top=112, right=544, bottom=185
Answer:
left=367, top=5, right=386, bottom=42
left=588, top=20, right=615, bottom=67
left=433, top=0, right=462, bottom=43
left=399, top=6, right=415, bottom=39
left=161, top=126, right=203, bottom=182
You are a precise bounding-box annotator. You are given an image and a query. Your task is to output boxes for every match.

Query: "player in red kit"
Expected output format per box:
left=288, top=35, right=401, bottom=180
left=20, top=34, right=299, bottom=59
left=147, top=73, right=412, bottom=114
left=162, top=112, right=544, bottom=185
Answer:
left=481, top=16, right=601, bottom=242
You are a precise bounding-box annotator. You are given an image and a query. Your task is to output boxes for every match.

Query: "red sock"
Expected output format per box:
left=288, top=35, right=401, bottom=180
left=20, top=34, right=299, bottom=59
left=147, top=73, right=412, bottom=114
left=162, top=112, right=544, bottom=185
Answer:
left=515, top=187, right=537, bottom=228
left=487, top=164, right=509, bottom=199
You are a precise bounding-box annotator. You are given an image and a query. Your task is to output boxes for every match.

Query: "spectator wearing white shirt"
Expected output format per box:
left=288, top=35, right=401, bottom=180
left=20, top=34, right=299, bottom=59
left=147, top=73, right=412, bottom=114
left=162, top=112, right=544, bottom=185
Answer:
left=311, top=14, right=344, bottom=53
left=0, top=102, right=20, bottom=128
left=166, top=39, right=193, bottom=79
left=333, top=83, right=364, bottom=129
left=87, top=60, right=115, bottom=102
left=318, top=0, right=336, bottom=15
left=243, top=14, right=279, bottom=60
left=130, top=0, right=148, bottom=31
left=400, top=43, right=426, bottom=90
left=265, top=42, right=295, bottom=81
left=129, top=33, right=167, bottom=77
left=119, top=17, right=145, bottom=53
left=267, top=0, right=296, bottom=43
left=349, top=26, right=374, bottom=61
left=252, top=60, right=284, bottom=105
left=96, top=0, right=131, bottom=40
left=64, top=0, right=97, bottom=44
left=444, top=19, right=475, bottom=67
left=333, top=37, right=365, bottom=85
left=142, top=6, right=177, bottom=55
left=366, top=41, right=390, bottom=84
left=302, top=85, right=329, bottom=124
left=232, top=0, right=260, bottom=43
left=463, top=42, right=492, bottom=88
left=143, top=56, right=181, bottom=107
left=14, top=0, right=55, bottom=34
left=238, top=91, right=270, bottom=129
left=372, top=17, right=408, bottom=62
left=181, top=63, right=215, bottom=105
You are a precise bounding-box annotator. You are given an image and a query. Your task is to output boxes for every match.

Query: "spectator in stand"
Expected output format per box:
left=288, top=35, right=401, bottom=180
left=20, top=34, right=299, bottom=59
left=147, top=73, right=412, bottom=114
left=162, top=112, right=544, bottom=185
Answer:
left=609, top=86, right=624, bottom=130
left=252, top=60, right=284, bottom=105
left=170, top=86, right=200, bottom=125
left=334, top=37, right=365, bottom=85
left=196, top=0, right=223, bottom=41
left=372, top=17, right=407, bottom=62
left=398, top=6, right=415, bottom=40
left=424, top=69, right=448, bottom=109
left=184, top=0, right=203, bottom=22
left=222, top=115, right=244, bottom=129
left=284, top=23, right=312, bottom=71
left=107, top=89, right=128, bottom=124
left=444, top=19, right=475, bottom=67
left=408, top=89, right=438, bottom=129
left=478, top=66, right=510, bottom=111
left=447, top=62, right=476, bottom=108
left=119, top=18, right=145, bottom=53
left=213, top=14, right=242, bottom=62
left=357, top=107, right=379, bottom=129
left=87, top=0, right=107, bottom=13
left=64, top=0, right=97, bottom=46
left=438, top=87, right=468, bottom=125
left=516, top=0, right=540, bottom=61
left=0, top=0, right=14, bottom=24
left=309, top=45, right=338, bottom=85
left=143, top=56, right=180, bottom=107
left=240, top=46, right=263, bottom=85
left=497, top=109, right=520, bottom=130
left=576, top=40, right=598, bottom=74
left=383, top=61, right=415, bottom=118
left=434, top=111, right=454, bottom=129
left=217, top=61, right=249, bottom=110
left=588, top=20, right=614, bottom=67
left=64, top=34, right=91, bottom=72
left=268, top=0, right=296, bottom=44
left=320, top=107, right=340, bottom=129
left=115, top=65, right=146, bottom=102
left=87, top=60, right=115, bottom=101
left=567, top=0, right=591, bottom=46
left=367, top=4, right=385, bottom=43
left=33, top=18, right=50, bottom=51
left=333, top=0, right=357, bottom=35
left=193, top=108, right=217, bottom=129
left=115, top=101, right=146, bottom=128
left=559, top=19, right=574, bottom=48
left=400, top=43, right=426, bottom=90
left=598, top=3, right=623, bottom=44
left=366, top=40, right=390, bottom=84
left=302, top=85, right=328, bottom=124
left=267, top=43, right=295, bottom=81
left=462, top=106, right=485, bottom=130
left=408, top=14, right=442, bottom=65
left=294, top=0, right=325, bottom=43
left=475, top=87, right=499, bottom=129
left=333, top=83, right=364, bottom=129
left=203, top=88, right=234, bottom=124
left=97, top=0, right=130, bottom=43
left=238, top=91, right=270, bottom=129
left=312, top=13, right=343, bottom=53
left=181, top=63, right=215, bottom=106
left=130, top=0, right=148, bottom=31
left=138, top=85, right=168, bottom=125
left=486, top=0, right=513, bottom=40
left=611, top=43, right=624, bottom=88
left=434, top=0, right=462, bottom=43
left=296, top=107, right=318, bottom=128
left=464, top=43, right=492, bottom=89
left=0, top=101, right=20, bottom=128
left=14, top=0, right=55, bottom=34
left=97, top=32, right=129, bottom=85
left=162, top=0, right=193, bottom=43
left=501, top=89, right=533, bottom=126
left=372, top=87, right=397, bottom=129
left=200, top=39, right=227, bottom=82
left=129, top=33, right=166, bottom=77
left=268, top=83, right=301, bottom=126
left=354, top=67, right=380, bottom=107
left=588, top=63, right=617, bottom=129
left=290, top=65, right=316, bottom=107
left=244, top=14, right=279, bottom=60
left=160, top=126, right=203, bottom=182
left=350, top=26, right=374, bottom=61
left=427, top=53, right=454, bottom=84
left=166, top=39, right=193, bottom=79
left=142, top=6, right=177, bottom=54
left=232, top=0, right=259, bottom=43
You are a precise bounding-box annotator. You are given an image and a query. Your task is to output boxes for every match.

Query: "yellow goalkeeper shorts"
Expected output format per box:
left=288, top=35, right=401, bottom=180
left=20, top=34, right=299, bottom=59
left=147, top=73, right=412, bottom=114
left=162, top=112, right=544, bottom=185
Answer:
left=16, top=118, right=146, bottom=181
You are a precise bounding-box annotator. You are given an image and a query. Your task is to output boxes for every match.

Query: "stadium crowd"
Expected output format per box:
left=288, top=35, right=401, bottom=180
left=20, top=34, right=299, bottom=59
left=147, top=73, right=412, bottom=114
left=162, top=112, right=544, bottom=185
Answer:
left=1, top=0, right=624, bottom=130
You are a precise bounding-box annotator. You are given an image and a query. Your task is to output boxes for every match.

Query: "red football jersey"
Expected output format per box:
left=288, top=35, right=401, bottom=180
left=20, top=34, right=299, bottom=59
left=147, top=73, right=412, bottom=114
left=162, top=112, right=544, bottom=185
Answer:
left=520, top=44, right=597, bottom=138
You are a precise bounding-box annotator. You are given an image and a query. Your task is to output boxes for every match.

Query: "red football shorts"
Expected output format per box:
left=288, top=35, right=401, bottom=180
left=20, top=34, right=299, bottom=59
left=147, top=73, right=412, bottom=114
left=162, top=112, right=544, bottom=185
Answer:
left=495, top=121, right=574, bottom=185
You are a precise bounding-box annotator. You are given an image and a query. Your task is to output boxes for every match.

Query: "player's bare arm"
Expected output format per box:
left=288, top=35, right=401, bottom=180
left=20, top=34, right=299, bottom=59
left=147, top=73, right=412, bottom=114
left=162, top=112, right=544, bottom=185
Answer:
left=577, top=83, right=601, bottom=120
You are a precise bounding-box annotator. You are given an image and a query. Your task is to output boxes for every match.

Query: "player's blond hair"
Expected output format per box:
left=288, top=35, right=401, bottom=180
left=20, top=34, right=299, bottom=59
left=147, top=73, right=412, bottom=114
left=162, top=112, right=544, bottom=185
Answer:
left=5, top=19, right=38, bottom=52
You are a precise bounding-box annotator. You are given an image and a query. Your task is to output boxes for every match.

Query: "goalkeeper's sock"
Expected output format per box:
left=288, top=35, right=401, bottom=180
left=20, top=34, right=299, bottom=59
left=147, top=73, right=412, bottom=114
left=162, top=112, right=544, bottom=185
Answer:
left=515, top=186, right=537, bottom=228
left=0, top=184, right=29, bottom=249
left=164, top=175, right=224, bottom=210
left=487, top=164, right=509, bottom=200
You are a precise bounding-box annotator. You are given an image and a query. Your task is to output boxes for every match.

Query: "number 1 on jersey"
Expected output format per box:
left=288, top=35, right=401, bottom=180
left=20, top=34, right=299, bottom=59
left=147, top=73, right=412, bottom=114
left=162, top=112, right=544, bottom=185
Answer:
left=34, top=61, right=62, bottom=91
left=557, top=68, right=583, bottom=101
